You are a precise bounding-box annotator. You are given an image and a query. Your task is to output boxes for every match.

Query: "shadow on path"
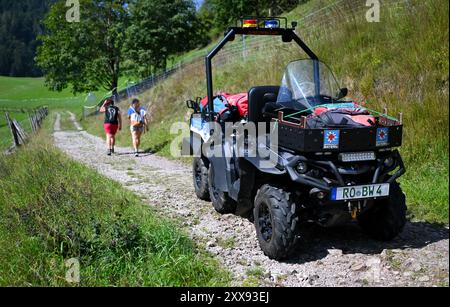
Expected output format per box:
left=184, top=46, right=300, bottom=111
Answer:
left=286, top=221, right=449, bottom=264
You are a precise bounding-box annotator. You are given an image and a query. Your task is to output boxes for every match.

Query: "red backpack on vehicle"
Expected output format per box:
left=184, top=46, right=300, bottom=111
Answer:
left=200, top=92, right=249, bottom=120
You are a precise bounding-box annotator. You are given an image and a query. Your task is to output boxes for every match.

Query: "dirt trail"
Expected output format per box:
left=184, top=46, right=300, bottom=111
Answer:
left=67, top=111, right=83, bottom=131
left=53, top=118, right=449, bottom=287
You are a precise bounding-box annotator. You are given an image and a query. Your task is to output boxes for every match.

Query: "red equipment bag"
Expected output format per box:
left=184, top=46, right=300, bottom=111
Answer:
left=200, top=92, right=249, bottom=119
left=222, top=92, right=248, bottom=117
left=308, top=104, right=376, bottom=128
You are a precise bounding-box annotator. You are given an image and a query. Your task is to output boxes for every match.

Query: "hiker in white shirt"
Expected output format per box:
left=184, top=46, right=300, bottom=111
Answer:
left=127, top=98, right=148, bottom=157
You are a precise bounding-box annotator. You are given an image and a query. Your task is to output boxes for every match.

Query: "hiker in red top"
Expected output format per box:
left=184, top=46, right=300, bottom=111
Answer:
left=100, top=98, right=122, bottom=156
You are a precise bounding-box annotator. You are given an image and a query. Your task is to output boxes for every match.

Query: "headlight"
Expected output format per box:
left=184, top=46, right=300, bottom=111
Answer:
left=339, top=152, right=376, bottom=162
left=316, top=191, right=326, bottom=199
left=296, top=161, right=308, bottom=174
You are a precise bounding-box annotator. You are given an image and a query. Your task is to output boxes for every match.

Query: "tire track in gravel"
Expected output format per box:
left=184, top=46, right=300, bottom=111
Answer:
left=53, top=120, right=449, bottom=287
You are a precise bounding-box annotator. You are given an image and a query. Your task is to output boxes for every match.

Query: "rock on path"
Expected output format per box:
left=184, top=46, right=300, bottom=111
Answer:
left=53, top=120, right=449, bottom=287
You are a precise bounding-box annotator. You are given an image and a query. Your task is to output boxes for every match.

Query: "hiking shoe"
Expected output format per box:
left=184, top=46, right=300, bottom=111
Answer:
left=107, top=149, right=112, bottom=156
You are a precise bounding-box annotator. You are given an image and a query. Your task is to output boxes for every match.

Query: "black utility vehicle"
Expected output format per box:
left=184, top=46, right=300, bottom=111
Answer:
left=183, top=18, right=406, bottom=260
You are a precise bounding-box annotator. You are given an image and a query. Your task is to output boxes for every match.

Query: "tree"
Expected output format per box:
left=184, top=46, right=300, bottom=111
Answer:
left=37, top=0, right=202, bottom=92
left=123, top=0, right=199, bottom=78
left=261, top=0, right=301, bottom=16
left=36, top=0, right=129, bottom=95
left=0, top=0, right=53, bottom=77
left=201, top=0, right=302, bottom=35
left=209, top=0, right=259, bottom=31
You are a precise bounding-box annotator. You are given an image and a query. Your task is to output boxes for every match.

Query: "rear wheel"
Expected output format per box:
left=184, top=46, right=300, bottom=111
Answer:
left=208, top=164, right=237, bottom=214
left=254, top=184, right=300, bottom=260
left=193, top=157, right=210, bottom=200
left=358, top=181, right=407, bottom=241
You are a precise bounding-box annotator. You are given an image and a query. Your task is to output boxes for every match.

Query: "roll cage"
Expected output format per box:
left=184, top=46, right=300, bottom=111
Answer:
left=205, top=17, right=319, bottom=121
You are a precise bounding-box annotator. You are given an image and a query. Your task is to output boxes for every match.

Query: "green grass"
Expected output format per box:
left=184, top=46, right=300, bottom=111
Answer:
left=0, top=76, right=80, bottom=101
left=0, top=122, right=230, bottom=286
left=85, top=0, right=448, bottom=224
left=0, top=76, right=129, bottom=104
left=58, top=112, right=77, bottom=131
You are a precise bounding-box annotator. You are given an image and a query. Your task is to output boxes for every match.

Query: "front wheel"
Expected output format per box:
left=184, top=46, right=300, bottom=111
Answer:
left=193, top=157, right=210, bottom=200
left=358, top=181, right=407, bottom=241
left=254, top=184, right=300, bottom=260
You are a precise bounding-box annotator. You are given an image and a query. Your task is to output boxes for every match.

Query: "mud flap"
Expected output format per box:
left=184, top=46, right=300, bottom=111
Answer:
left=235, top=158, right=256, bottom=217
left=209, top=154, right=229, bottom=192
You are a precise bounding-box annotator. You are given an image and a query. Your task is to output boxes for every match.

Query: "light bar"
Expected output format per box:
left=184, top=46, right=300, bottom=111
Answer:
left=243, top=19, right=258, bottom=28
left=339, top=152, right=376, bottom=162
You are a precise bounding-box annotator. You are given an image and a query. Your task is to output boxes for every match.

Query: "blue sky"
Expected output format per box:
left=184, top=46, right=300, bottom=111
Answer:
left=194, top=0, right=204, bottom=9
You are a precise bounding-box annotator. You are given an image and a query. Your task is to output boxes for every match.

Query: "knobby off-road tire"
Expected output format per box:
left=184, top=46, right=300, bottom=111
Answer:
left=208, top=164, right=237, bottom=214
left=193, top=157, right=210, bottom=201
left=254, top=184, right=300, bottom=260
left=358, top=181, right=407, bottom=241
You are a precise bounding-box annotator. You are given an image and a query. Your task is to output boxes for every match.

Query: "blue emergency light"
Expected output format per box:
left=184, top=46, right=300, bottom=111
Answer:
left=264, top=20, right=279, bottom=28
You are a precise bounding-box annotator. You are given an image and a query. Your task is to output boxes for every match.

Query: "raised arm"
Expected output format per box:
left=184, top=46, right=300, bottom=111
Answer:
left=99, top=100, right=108, bottom=113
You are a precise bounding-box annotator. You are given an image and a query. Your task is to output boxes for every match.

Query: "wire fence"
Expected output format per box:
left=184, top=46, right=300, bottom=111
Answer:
left=82, top=0, right=410, bottom=117
left=82, top=62, right=186, bottom=118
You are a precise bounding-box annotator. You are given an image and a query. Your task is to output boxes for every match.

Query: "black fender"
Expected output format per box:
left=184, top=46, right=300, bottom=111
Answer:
left=244, top=156, right=286, bottom=175
left=209, top=154, right=229, bottom=192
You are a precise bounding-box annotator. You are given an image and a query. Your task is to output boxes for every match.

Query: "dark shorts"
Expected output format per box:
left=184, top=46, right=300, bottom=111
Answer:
left=130, top=125, right=144, bottom=133
left=104, top=123, right=119, bottom=135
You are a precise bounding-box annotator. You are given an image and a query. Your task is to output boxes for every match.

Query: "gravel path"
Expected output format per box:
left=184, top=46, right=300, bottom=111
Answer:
left=53, top=117, right=449, bottom=287
left=67, top=111, right=83, bottom=131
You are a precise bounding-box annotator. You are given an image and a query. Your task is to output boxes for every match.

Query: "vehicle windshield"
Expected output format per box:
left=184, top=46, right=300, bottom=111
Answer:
left=277, top=59, right=342, bottom=110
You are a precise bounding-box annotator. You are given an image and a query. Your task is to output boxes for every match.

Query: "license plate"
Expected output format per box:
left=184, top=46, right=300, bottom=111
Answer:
left=331, top=183, right=390, bottom=201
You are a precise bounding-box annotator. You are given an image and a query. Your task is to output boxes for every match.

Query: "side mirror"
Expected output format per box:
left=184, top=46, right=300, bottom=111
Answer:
left=186, top=100, right=200, bottom=112
left=186, top=100, right=194, bottom=109
left=337, top=88, right=348, bottom=100
left=291, top=21, right=298, bottom=29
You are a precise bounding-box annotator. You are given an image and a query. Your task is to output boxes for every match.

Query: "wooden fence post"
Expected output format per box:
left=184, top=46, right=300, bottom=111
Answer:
left=29, top=112, right=36, bottom=133
left=5, top=112, right=20, bottom=148
left=13, top=120, right=27, bottom=145
left=3, top=107, right=48, bottom=152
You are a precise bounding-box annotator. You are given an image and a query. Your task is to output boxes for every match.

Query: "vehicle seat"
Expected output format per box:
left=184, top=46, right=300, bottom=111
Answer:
left=247, top=86, right=280, bottom=123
